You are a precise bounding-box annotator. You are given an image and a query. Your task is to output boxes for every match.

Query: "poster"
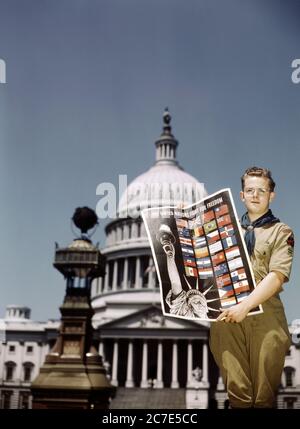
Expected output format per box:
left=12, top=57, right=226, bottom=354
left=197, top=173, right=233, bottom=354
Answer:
left=142, top=189, right=262, bottom=321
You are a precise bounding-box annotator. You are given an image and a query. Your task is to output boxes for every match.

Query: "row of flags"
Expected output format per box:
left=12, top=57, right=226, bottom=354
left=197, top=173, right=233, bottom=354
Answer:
left=175, top=203, right=251, bottom=310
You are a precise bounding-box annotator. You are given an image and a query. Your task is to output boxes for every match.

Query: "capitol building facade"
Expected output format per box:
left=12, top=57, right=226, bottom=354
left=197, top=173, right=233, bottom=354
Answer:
left=0, top=112, right=300, bottom=409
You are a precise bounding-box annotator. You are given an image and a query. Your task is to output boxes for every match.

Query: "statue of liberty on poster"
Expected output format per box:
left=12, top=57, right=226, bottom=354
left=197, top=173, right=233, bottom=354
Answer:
left=142, top=189, right=262, bottom=321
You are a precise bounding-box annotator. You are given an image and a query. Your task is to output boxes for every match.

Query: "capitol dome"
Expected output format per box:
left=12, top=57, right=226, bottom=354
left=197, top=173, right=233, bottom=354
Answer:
left=92, top=109, right=207, bottom=325
left=118, top=109, right=206, bottom=218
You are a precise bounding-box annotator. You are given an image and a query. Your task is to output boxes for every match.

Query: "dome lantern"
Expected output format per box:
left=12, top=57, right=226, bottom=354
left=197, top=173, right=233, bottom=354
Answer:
left=155, top=107, right=179, bottom=165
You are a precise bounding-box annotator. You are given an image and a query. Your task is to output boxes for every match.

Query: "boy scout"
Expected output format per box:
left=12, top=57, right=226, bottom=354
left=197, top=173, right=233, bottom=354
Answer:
left=210, top=167, right=294, bottom=408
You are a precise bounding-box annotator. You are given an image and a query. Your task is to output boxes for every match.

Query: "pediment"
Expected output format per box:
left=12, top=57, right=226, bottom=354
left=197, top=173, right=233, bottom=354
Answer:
left=99, top=305, right=209, bottom=331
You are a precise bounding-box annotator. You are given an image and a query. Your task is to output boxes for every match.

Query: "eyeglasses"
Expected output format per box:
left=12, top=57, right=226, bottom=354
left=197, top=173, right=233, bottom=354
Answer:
left=244, top=188, right=270, bottom=196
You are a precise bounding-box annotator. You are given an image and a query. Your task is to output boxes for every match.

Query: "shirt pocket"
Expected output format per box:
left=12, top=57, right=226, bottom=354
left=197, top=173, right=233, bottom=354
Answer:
left=253, top=242, right=271, bottom=265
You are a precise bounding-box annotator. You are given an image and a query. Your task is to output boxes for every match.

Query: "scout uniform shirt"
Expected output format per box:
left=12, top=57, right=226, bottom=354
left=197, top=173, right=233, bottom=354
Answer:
left=247, top=221, right=294, bottom=325
left=250, top=222, right=294, bottom=288
left=209, top=221, right=294, bottom=408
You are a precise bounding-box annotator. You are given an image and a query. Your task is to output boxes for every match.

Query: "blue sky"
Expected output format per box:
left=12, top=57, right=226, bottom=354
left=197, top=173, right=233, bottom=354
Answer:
left=0, top=0, right=299, bottom=322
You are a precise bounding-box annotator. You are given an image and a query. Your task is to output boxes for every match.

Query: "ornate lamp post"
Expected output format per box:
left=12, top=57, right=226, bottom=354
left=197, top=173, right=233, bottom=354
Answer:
left=31, top=207, right=115, bottom=409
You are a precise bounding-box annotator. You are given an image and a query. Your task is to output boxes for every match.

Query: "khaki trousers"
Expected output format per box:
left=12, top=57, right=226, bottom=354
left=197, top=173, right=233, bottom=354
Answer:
left=209, top=298, right=291, bottom=408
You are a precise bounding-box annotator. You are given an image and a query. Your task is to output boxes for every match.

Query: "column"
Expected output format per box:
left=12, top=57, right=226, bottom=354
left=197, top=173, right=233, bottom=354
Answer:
left=104, top=263, right=109, bottom=292
left=187, top=340, right=193, bottom=387
left=38, top=342, right=44, bottom=372
left=217, top=374, right=225, bottom=391
left=96, top=278, right=100, bottom=295
left=155, top=341, right=164, bottom=388
left=125, top=340, right=134, bottom=388
left=171, top=340, right=179, bottom=388
left=135, top=257, right=141, bottom=289
left=131, top=223, right=137, bottom=239
left=112, top=260, right=118, bottom=291
left=147, top=257, right=156, bottom=289
left=140, top=340, right=148, bottom=388
left=116, top=226, right=120, bottom=242
left=98, top=277, right=103, bottom=294
left=0, top=343, right=6, bottom=382
left=31, top=342, right=42, bottom=381
left=141, top=222, right=146, bottom=237
left=91, top=278, right=97, bottom=297
left=41, top=343, right=50, bottom=369
left=98, top=341, right=105, bottom=360
left=112, top=228, right=117, bottom=244
left=124, top=224, right=129, bottom=240
left=202, top=342, right=209, bottom=387
left=111, top=340, right=119, bottom=386
left=123, top=258, right=129, bottom=290
left=16, top=342, right=25, bottom=383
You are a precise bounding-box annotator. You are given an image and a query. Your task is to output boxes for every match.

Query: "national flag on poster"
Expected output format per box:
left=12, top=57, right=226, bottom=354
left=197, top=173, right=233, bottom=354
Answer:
left=206, top=230, right=221, bottom=244
left=183, top=257, right=197, bottom=267
left=222, top=235, right=237, bottom=249
left=198, top=267, right=213, bottom=278
left=218, top=285, right=235, bottom=298
left=203, top=210, right=215, bottom=223
left=176, top=218, right=189, bottom=228
left=177, top=227, right=191, bottom=238
left=228, top=257, right=243, bottom=271
left=189, top=215, right=204, bottom=230
left=233, top=280, right=250, bottom=294
left=179, top=237, right=193, bottom=246
left=196, top=257, right=211, bottom=268
left=185, top=266, right=198, bottom=277
left=203, top=220, right=217, bottom=234
left=211, top=251, right=226, bottom=265
left=213, top=262, right=228, bottom=276
left=230, top=268, right=247, bottom=282
left=181, top=246, right=194, bottom=255
left=194, top=247, right=209, bottom=258
left=193, top=226, right=204, bottom=237
left=236, top=292, right=250, bottom=302
left=219, top=224, right=234, bottom=239
left=214, top=204, right=229, bottom=217
left=217, top=214, right=232, bottom=228
left=183, top=256, right=196, bottom=264
left=209, top=241, right=223, bottom=255
left=225, top=246, right=240, bottom=260
left=193, top=236, right=206, bottom=247
left=220, top=296, right=237, bottom=308
left=188, top=218, right=197, bottom=230
left=216, top=273, right=232, bottom=287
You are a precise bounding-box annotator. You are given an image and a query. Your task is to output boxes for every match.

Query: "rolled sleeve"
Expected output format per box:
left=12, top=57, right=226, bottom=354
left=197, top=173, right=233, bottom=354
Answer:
left=269, top=226, right=294, bottom=282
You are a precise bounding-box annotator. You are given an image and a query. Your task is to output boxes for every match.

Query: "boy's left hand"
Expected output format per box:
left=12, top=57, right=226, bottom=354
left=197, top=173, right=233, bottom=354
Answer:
left=216, top=302, right=249, bottom=323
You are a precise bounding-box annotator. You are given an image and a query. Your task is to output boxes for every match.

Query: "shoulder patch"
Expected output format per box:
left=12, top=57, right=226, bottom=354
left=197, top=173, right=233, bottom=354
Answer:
left=287, top=233, right=295, bottom=248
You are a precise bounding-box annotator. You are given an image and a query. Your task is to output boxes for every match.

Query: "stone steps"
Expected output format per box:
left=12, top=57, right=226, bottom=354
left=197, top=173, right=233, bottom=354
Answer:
left=110, top=387, right=186, bottom=409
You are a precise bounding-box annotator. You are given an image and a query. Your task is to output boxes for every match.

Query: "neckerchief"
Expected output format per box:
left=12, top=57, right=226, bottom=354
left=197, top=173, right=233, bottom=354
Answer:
left=240, top=209, right=280, bottom=256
